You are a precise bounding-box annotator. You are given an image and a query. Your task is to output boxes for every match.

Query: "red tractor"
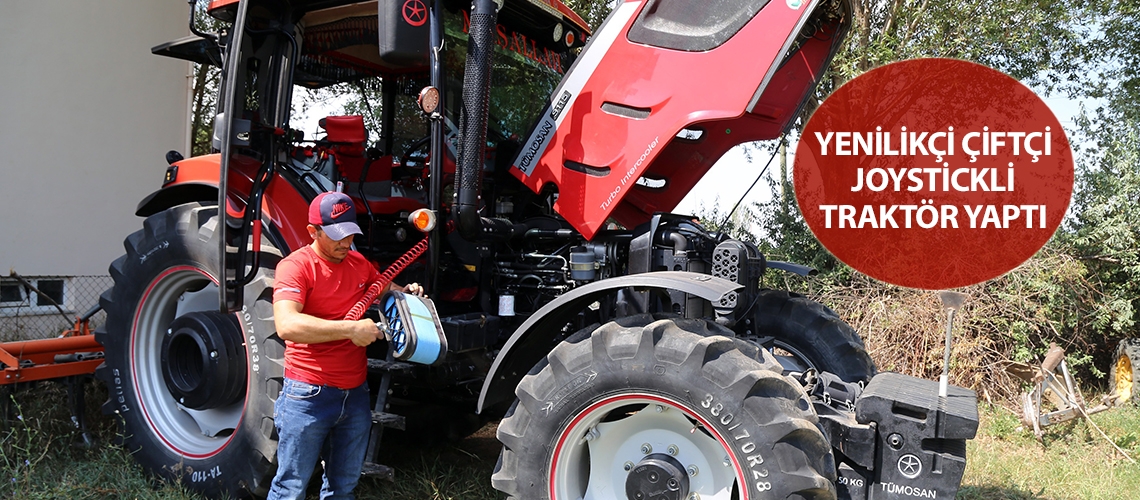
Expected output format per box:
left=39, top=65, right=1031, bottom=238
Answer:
left=97, top=0, right=978, bottom=498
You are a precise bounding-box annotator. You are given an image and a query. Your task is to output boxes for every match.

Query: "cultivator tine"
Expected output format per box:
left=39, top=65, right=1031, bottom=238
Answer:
left=65, top=375, right=95, bottom=448
left=937, top=291, right=968, bottom=398
left=1019, top=343, right=1118, bottom=437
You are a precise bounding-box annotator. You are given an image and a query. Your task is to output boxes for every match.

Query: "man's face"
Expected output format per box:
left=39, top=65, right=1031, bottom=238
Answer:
left=309, top=225, right=354, bottom=263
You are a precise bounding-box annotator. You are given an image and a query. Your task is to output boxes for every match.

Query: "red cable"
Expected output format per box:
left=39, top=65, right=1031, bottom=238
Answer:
left=344, top=237, right=429, bottom=321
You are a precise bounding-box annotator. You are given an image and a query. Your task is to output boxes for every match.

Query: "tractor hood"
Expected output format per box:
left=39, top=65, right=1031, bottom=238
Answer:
left=510, top=0, right=851, bottom=239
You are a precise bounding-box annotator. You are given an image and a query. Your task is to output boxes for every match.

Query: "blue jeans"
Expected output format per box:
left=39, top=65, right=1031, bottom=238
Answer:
left=267, top=378, right=372, bottom=500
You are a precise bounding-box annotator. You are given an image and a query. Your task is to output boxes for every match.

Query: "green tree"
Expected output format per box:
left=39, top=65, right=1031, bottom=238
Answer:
left=1069, top=1, right=1140, bottom=128
left=188, top=2, right=225, bottom=156
left=807, top=0, right=1086, bottom=120
left=1060, top=1, right=1140, bottom=337
left=562, top=0, right=618, bottom=32
left=750, top=177, right=841, bottom=273
left=1062, top=123, right=1140, bottom=336
left=189, top=64, right=221, bottom=156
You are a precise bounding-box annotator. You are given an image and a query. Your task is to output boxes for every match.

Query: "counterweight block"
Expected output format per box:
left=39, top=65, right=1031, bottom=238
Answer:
left=853, top=372, right=978, bottom=500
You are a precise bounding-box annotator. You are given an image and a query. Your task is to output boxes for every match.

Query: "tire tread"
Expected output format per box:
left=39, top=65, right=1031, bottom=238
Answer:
left=494, top=314, right=837, bottom=500
left=95, top=201, right=280, bottom=498
left=749, top=290, right=875, bottom=383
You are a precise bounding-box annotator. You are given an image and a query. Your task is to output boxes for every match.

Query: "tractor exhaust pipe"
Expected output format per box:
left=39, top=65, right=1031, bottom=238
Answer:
left=454, top=0, right=498, bottom=240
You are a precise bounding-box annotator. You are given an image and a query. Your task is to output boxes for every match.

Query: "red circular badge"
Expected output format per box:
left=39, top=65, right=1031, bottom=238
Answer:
left=402, top=0, right=428, bottom=27
left=793, top=59, right=1072, bottom=289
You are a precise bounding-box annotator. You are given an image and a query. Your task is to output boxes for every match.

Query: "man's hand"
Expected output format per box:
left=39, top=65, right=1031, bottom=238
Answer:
left=401, top=282, right=424, bottom=296
left=384, top=281, right=423, bottom=296
left=348, top=319, right=383, bottom=346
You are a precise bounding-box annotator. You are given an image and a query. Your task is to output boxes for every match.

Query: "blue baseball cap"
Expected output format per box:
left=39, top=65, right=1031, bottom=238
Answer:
left=308, top=192, right=363, bottom=240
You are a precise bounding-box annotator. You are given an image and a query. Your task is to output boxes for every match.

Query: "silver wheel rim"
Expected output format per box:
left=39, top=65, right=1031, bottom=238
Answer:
left=131, top=266, right=243, bottom=458
left=550, top=393, right=740, bottom=500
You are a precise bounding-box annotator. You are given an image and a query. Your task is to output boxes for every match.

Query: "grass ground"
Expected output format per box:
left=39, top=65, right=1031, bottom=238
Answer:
left=1, top=381, right=1137, bottom=499
left=959, top=404, right=1140, bottom=500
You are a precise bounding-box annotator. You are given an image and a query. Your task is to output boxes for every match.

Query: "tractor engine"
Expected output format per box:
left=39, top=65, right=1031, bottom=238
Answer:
left=487, top=227, right=626, bottom=316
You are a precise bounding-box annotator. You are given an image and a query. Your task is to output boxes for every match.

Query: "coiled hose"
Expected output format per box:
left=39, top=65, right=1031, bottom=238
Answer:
left=344, top=237, right=429, bottom=321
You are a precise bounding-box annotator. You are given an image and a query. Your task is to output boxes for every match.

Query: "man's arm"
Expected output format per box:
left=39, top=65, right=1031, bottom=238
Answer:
left=273, top=299, right=382, bottom=346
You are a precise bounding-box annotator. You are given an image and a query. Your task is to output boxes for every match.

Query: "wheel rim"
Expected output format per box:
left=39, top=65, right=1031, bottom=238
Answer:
left=550, top=393, right=741, bottom=500
left=131, top=266, right=244, bottom=458
left=1116, top=354, right=1133, bottom=402
left=770, top=340, right=816, bottom=374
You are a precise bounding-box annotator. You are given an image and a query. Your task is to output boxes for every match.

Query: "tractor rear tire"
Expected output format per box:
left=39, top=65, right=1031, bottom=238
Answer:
left=745, top=290, right=876, bottom=384
left=492, top=314, right=836, bottom=500
left=1110, top=338, right=1140, bottom=405
left=95, top=202, right=285, bottom=498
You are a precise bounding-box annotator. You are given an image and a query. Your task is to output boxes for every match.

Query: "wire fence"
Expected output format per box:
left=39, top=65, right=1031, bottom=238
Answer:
left=0, top=275, right=111, bottom=342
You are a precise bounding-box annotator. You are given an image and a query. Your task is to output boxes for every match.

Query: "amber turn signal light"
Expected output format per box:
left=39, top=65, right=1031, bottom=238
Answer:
left=408, top=208, right=437, bottom=232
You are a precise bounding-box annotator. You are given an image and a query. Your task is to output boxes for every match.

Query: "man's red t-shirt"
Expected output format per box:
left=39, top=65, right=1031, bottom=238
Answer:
left=273, top=245, right=380, bottom=389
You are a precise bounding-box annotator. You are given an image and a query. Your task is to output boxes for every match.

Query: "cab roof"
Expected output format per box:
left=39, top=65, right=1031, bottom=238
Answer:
left=206, top=0, right=590, bottom=39
left=166, top=0, right=591, bottom=87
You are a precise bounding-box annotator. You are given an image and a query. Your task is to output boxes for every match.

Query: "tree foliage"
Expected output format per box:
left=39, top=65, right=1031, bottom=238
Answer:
left=188, top=2, right=225, bottom=156
left=561, top=0, right=618, bottom=32
left=189, top=64, right=221, bottom=157
left=1063, top=123, right=1140, bottom=336
left=1058, top=1, right=1140, bottom=339
left=800, top=0, right=1087, bottom=121
left=1070, top=1, right=1140, bottom=128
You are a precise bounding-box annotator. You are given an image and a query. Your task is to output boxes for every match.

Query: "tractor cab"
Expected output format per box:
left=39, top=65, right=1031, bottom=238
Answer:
left=155, top=0, right=588, bottom=264
left=277, top=0, right=582, bottom=218
left=153, top=0, right=590, bottom=298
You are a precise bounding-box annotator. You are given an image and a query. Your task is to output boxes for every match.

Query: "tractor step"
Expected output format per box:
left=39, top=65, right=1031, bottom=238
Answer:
left=360, top=461, right=394, bottom=481
left=371, top=411, right=405, bottom=430
left=367, top=358, right=415, bottom=373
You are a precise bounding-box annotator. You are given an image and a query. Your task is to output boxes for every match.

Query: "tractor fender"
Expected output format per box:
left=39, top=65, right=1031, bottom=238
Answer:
left=135, top=154, right=261, bottom=217
left=134, top=154, right=309, bottom=253
left=136, top=182, right=218, bottom=217
left=476, top=271, right=741, bottom=413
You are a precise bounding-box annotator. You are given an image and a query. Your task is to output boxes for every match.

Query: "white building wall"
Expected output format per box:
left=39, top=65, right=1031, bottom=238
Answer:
left=0, top=1, right=191, bottom=277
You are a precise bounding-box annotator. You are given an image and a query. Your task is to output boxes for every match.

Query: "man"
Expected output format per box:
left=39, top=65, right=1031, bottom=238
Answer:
left=269, top=191, right=422, bottom=499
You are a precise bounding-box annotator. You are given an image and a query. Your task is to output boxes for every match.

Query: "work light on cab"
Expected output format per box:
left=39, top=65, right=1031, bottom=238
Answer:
left=417, top=86, right=440, bottom=115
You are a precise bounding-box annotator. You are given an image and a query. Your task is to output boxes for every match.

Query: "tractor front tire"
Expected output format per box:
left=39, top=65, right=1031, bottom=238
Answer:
left=746, top=290, right=876, bottom=384
left=95, top=202, right=284, bottom=497
left=492, top=314, right=836, bottom=500
left=1110, top=338, right=1140, bottom=405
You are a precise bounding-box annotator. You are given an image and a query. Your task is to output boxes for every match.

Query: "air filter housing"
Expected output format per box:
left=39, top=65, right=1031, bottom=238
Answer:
left=380, top=291, right=447, bottom=365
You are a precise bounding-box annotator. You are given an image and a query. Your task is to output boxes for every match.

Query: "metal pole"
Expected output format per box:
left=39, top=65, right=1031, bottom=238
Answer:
left=217, top=0, right=251, bottom=313
left=940, top=308, right=955, bottom=398
left=427, top=0, right=445, bottom=295
left=937, top=291, right=967, bottom=398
